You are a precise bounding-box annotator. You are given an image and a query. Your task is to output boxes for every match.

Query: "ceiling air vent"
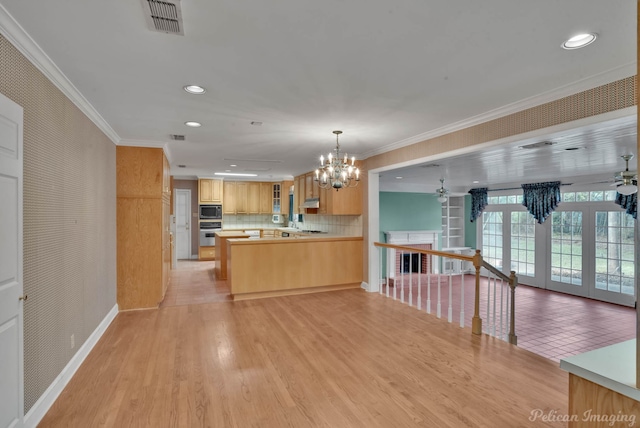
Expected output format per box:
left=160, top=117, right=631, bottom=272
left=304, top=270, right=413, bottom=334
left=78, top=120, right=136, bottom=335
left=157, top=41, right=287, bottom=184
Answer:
left=170, top=134, right=185, bottom=141
left=140, top=0, right=184, bottom=36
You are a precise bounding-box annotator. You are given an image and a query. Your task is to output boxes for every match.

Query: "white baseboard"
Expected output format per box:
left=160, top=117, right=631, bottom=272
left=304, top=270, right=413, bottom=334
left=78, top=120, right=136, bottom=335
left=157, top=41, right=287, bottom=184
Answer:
left=361, top=281, right=370, bottom=291
left=24, top=304, right=119, bottom=428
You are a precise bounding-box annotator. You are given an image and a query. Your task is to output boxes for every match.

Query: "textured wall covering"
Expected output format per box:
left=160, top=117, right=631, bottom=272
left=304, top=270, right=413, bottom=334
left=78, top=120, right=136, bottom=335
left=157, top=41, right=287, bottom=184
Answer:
left=365, top=76, right=637, bottom=170
left=0, top=35, right=117, bottom=413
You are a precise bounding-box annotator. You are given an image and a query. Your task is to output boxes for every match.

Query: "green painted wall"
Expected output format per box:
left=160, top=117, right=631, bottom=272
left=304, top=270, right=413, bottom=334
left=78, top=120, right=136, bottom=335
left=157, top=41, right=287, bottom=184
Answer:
left=378, top=192, right=478, bottom=276
left=379, top=192, right=442, bottom=276
left=379, top=192, right=442, bottom=243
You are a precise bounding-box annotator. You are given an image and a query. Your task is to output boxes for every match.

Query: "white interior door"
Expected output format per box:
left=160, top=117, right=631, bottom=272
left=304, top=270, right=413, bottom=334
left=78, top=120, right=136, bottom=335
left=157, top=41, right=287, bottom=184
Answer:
left=175, top=189, right=191, bottom=259
left=0, top=93, right=24, bottom=428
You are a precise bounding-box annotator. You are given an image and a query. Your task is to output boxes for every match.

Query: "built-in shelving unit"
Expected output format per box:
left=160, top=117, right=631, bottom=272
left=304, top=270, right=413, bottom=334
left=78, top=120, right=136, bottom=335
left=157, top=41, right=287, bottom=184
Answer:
left=441, top=196, right=472, bottom=273
left=441, top=196, right=465, bottom=248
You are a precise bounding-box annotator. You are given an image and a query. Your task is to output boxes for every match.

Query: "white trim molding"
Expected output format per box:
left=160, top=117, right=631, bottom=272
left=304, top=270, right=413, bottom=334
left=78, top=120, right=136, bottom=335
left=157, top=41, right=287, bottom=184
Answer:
left=0, top=3, right=120, bottom=144
left=23, top=304, right=119, bottom=428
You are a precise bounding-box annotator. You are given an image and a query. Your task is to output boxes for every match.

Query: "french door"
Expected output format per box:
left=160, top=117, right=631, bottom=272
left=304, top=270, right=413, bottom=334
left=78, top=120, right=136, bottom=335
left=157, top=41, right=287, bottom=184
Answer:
left=481, top=201, right=635, bottom=306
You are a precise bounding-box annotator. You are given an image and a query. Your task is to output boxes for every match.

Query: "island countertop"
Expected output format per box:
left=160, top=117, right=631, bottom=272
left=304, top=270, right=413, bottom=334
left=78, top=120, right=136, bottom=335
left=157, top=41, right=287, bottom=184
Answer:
left=227, top=235, right=363, bottom=300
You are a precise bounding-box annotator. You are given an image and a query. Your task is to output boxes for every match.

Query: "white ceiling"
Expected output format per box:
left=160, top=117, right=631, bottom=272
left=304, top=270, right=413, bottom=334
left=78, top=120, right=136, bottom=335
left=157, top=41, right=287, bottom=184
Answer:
left=0, top=0, right=636, bottom=191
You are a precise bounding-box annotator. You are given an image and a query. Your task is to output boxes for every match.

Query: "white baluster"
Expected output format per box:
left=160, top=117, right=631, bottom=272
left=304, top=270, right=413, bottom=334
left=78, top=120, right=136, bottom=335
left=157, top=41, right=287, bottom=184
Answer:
left=400, top=251, right=405, bottom=303
left=499, top=277, right=504, bottom=340
left=505, top=284, right=511, bottom=341
left=386, top=247, right=390, bottom=298
left=459, top=273, right=465, bottom=328
left=492, top=275, right=497, bottom=337
left=417, top=255, right=422, bottom=310
left=437, top=257, right=442, bottom=318
left=486, top=273, right=491, bottom=335
left=379, top=247, right=383, bottom=295
left=426, top=255, right=432, bottom=314
left=393, top=252, right=398, bottom=301
left=408, top=252, right=413, bottom=307
left=447, top=270, right=453, bottom=323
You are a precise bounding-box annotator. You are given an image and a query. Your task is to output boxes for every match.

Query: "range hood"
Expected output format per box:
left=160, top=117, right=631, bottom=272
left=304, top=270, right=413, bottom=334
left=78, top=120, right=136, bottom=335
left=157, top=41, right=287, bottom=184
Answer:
left=302, top=198, right=320, bottom=209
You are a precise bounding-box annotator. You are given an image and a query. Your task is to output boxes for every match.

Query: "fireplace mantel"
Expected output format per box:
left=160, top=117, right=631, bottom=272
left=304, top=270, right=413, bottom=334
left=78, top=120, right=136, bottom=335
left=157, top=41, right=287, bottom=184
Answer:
left=384, top=230, right=441, bottom=246
left=384, top=230, right=441, bottom=277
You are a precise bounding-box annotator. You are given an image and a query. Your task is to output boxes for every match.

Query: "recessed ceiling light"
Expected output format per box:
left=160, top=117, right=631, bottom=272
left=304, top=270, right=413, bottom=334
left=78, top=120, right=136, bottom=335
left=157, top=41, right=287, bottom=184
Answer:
left=230, top=164, right=237, bottom=167
left=395, top=176, right=403, bottom=179
left=562, top=33, right=597, bottom=50
left=184, top=121, right=201, bottom=127
left=473, top=180, right=480, bottom=184
left=214, top=172, right=258, bottom=177
left=183, top=85, right=206, bottom=94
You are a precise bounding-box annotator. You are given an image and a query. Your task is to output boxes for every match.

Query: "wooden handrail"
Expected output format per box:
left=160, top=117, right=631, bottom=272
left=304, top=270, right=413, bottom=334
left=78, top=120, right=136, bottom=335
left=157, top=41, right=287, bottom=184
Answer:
left=373, top=242, right=474, bottom=262
left=481, top=261, right=512, bottom=284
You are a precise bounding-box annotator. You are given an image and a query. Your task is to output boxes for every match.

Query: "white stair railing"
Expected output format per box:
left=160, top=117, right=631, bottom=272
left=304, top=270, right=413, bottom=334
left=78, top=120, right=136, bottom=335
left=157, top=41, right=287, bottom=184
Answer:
left=374, top=243, right=517, bottom=345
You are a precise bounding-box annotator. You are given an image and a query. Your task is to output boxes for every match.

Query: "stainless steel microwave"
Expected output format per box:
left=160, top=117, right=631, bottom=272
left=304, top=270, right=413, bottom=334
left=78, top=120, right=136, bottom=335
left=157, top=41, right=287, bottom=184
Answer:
left=199, top=204, right=222, bottom=220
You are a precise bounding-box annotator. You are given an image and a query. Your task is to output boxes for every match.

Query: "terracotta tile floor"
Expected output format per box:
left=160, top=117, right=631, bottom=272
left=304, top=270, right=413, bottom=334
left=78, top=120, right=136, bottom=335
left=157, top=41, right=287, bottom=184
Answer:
left=163, top=260, right=635, bottom=363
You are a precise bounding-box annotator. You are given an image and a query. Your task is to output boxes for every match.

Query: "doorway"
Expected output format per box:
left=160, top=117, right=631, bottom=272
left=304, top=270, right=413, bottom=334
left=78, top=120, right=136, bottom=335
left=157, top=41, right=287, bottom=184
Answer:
left=0, top=92, right=25, bottom=427
left=479, top=191, right=635, bottom=306
left=175, top=189, right=191, bottom=260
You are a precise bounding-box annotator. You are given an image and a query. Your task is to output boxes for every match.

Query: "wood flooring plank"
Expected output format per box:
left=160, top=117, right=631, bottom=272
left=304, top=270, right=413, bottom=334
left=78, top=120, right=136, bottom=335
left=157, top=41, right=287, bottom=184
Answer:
left=38, top=288, right=569, bottom=427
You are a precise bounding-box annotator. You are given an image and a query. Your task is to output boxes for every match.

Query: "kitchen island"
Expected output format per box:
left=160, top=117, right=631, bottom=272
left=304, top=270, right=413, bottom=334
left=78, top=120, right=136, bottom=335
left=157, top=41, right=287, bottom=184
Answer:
left=227, top=235, right=363, bottom=300
left=214, top=231, right=250, bottom=280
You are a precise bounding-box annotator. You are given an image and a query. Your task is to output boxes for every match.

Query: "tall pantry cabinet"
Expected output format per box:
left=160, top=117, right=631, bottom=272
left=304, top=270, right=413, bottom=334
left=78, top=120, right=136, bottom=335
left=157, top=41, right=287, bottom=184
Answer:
left=116, top=146, right=171, bottom=310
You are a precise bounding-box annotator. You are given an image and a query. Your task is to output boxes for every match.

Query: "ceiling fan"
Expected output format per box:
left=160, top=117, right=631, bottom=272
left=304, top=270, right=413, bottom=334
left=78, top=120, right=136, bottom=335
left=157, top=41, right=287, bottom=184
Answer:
left=612, top=154, right=638, bottom=195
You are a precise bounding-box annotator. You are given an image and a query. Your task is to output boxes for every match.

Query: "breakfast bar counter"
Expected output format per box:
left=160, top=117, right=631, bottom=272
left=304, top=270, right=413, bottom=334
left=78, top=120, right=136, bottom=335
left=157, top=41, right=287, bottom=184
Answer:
left=227, top=235, right=363, bottom=300
left=214, top=231, right=250, bottom=280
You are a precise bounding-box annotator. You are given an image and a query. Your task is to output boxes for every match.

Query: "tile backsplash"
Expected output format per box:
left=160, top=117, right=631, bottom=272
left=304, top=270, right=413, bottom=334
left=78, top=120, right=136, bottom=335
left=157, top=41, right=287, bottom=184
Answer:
left=222, top=214, right=362, bottom=236
left=295, top=214, right=362, bottom=236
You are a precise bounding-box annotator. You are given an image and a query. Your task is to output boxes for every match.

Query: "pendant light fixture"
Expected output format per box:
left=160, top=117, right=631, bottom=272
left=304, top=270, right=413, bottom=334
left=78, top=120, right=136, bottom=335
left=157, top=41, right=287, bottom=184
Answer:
left=315, top=131, right=360, bottom=190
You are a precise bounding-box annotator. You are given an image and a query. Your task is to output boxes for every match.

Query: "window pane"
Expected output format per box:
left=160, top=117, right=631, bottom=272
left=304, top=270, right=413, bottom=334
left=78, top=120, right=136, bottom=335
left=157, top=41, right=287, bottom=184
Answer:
left=594, top=211, right=634, bottom=296
left=550, top=211, right=582, bottom=286
left=510, top=211, right=535, bottom=277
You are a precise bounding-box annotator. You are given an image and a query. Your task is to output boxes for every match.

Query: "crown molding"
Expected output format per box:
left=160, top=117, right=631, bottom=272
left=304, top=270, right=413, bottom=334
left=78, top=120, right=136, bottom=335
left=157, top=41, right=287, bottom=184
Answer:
left=118, top=139, right=166, bottom=148
left=0, top=4, right=121, bottom=144
left=363, top=62, right=637, bottom=159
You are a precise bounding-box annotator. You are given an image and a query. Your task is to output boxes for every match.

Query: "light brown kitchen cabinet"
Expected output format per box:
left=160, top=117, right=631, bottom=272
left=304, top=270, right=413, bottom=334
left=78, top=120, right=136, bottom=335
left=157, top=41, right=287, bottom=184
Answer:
left=310, top=174, right=320, bottom=199
left=295, top=175, right=305, bottom=213
left=293, top=163, right=363, bottom=215
left=116, top=146, right=171, bottom=310
left=305, top=173, right=314, bottom=199
left=198, top=246, right=216, bottom=260
left=321, top=182, right=362, bottom=214
left=247, top=182, right=261, bottom=214
left=199, top=178, right=223, bottom=204
left=235, top=182, right=248, bottom=213
left=223, top=181, right=236, bottom=214
left=260, top=182, right=273, bottom=214
left=281, top=181, right=293, bottom=216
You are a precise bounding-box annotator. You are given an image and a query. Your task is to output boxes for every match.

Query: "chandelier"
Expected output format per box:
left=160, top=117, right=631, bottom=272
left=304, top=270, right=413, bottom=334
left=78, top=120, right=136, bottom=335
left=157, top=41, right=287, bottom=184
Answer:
left=315, top=130, right=360, bottom=190
left=436, top=178, right=449, bottom=203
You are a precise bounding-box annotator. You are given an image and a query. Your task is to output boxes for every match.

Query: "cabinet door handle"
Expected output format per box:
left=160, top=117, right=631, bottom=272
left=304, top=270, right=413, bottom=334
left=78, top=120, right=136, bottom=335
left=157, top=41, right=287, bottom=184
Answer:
left=19, top=295, right=28, bottom=301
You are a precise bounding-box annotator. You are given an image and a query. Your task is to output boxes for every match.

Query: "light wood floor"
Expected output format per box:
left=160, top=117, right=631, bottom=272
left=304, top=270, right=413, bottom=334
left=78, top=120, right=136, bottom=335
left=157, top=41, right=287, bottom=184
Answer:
left=40, top=285, right=569, bottom=426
